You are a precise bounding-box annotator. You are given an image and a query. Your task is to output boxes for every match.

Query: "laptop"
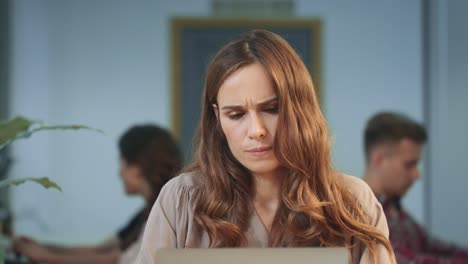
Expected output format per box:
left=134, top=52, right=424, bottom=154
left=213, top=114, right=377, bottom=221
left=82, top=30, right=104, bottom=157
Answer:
left=157, top=247, right=349, bottom=264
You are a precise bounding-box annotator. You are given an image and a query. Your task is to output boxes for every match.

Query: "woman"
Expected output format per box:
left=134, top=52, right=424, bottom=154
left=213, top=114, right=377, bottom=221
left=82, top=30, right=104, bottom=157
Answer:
left=136, top=30, right=395, bottom=263
left=14, top=124, right=182, bottom=264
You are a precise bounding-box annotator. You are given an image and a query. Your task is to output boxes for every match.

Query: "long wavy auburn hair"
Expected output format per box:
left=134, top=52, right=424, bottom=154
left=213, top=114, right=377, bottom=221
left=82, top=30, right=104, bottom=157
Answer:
left=184, top=29, right=395, bottom=263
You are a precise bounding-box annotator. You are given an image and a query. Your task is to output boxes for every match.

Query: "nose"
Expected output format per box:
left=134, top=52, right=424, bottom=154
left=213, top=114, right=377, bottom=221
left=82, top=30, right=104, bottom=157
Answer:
left=412, top=168, right=420, bottom=181
left=248, top=112, right=267, bottom=140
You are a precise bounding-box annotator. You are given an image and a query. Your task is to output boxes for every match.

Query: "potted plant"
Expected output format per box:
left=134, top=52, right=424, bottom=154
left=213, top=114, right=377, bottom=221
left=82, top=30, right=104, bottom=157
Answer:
left=0, top=116, right=102, bottom=263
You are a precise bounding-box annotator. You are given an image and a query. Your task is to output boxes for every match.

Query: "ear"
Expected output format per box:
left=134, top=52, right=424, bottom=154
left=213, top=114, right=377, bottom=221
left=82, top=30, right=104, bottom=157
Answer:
left=213, top=104, right=219, bottom=120
left=370, top=147, right=386, bottom=167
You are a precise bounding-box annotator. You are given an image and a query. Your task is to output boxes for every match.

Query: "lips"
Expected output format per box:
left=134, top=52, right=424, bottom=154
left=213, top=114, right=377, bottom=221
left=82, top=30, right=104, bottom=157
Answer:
left=246, top=146, right=272, bottom=153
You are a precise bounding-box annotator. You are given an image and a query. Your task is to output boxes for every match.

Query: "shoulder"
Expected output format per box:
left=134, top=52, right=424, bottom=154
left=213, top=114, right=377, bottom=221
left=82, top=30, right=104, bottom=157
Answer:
left=336, top=174, right=383, bottom=223
left=337, top=174, right=392, bottom=261
left=162, top=172, right=202, bottom=192
left=337, top=174, right=375, bottom=204
left=158, top=172, right=203, bottom=209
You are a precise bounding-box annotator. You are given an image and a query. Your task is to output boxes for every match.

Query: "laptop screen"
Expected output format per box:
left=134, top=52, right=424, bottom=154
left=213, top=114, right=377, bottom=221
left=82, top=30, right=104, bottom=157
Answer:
left=157, top=247, right=349, bottom=264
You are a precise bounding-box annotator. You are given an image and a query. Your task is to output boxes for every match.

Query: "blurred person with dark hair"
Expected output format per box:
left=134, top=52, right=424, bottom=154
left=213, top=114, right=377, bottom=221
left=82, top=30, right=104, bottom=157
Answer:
left=363, top=112, right=468, bottom=263
left=14, top=124, right=182, bottom=264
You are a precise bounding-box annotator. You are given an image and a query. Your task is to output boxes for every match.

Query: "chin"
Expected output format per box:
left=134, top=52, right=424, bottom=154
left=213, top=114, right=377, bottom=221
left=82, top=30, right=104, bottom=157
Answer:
left=124, top=188, right=136, bottom=195
left=244, top=160, right=281, bottom=176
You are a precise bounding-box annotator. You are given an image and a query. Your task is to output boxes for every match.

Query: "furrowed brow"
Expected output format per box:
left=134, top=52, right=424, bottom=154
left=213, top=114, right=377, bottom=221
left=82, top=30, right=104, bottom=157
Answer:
left=257, top=97, right=278, bottom=108
left=221, top=96, right=278, bottom=111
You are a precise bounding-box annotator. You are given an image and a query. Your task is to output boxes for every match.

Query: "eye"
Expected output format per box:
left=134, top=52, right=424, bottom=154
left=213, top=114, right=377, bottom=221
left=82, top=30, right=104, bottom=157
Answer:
left=228, top=112, right=244, bottom=120
left=404, top=161, right=418, bottom=169
left=264, top=106, right=279, bottom=114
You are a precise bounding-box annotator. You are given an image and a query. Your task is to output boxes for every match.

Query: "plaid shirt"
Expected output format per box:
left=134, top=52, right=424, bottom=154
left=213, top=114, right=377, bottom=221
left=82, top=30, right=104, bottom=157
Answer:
left=378, top=195, right=468, bottom=263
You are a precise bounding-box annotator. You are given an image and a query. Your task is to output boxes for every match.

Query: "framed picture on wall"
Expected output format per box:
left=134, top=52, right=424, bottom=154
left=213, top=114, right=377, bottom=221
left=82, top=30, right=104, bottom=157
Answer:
left=170, top=18, right=322, bottom=161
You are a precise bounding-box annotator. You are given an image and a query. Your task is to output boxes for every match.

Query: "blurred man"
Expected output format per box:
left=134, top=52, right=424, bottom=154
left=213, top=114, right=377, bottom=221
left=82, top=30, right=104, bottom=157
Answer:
left=363, top=112, right=468, bottom=263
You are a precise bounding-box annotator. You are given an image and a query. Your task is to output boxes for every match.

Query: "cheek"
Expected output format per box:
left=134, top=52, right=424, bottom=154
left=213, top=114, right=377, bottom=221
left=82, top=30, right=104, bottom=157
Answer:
left=122, top=173, right=133, bottom=185
left=122, top=167, right=138, bottom=181
left=220, top=119, right=246, bottom=150
left=120, top=167, right=129, bottom=179
left=397, top=167, right=411, bottom=184
left=383, top=161, right=399, bottom=182
left=265, top=114, right=278, bottom=137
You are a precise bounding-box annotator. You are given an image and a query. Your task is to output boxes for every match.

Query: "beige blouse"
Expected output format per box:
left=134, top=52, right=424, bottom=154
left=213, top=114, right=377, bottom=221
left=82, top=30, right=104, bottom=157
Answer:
left=135, top=173, right=393, bottom=264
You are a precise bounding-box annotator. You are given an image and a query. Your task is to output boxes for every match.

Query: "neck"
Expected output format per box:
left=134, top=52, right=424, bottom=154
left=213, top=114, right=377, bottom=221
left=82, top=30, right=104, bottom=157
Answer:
left=251, top=170, right=283, bottom=208
left=140, top=184, right=153, bottom=206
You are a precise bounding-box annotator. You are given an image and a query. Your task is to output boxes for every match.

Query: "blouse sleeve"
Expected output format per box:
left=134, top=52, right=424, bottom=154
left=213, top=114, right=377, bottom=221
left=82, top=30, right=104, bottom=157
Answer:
left=358, top=193, right=394, bottom=263
left=134, top=175, right=198, bottom=264
left=344, top=175, right=395, bottom=264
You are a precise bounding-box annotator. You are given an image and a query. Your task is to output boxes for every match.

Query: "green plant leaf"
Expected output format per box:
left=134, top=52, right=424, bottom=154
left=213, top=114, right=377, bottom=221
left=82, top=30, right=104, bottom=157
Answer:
left=0, top=116, right=34, bottom=147
left=0, top=116, right=105, bottom=150
left=0, top=177, right=62, bottom=191
left=0, top=116, right=101, bottom=191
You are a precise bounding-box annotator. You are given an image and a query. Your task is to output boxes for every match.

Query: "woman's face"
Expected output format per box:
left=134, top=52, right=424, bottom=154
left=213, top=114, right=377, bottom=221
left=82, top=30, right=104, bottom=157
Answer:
left=215, top=63, right=281, bottom=177
left=119, top=158, right=143, bottom=195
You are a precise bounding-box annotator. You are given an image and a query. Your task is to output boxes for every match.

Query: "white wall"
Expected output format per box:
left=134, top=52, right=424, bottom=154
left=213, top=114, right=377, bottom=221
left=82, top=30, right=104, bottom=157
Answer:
left=9, top=0, right=424, bottom=244
left=428, top=0, right=468, bottom=247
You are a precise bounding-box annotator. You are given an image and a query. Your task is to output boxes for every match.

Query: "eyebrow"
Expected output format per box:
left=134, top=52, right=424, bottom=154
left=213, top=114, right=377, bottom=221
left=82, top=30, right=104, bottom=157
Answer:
left=221, top=96, right=278, bottom=111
